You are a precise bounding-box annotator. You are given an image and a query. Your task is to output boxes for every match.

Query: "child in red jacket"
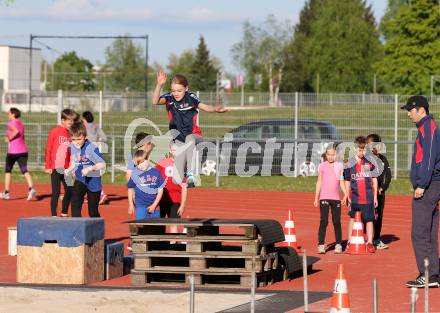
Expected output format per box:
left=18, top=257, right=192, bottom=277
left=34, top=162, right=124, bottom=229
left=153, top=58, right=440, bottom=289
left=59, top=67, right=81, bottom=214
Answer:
left=45, top=109, right=79, bottom=217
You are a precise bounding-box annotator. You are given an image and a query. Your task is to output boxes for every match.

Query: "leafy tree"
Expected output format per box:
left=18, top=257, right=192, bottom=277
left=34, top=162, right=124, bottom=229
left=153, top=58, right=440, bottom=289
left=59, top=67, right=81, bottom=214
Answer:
left=190, top=36, right=218, bottom=92
left=375, top=0, right=440, bottom=95
left=232, top=15, right=293, bottom=105
left=379, top=0, right=411, bottom=40
left=231, top=21, right=262, bottom=91
left=104, top=37, right=146, bottom=92
left=167, top=50, right=195, bottom=80
left=47, top=51, right=95, bottom=91
left=281, top=0, right=323, bottom=92
left=304, top=0, right=382, bottom=92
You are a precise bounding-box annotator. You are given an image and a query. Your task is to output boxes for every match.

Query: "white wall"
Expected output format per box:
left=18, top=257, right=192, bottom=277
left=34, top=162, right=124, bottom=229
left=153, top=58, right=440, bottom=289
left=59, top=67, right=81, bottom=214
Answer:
left=0, top=47, right=10, bottom=90
left=8, top=46, right=41, bottom=91
left=0, top=46, right=41, bottom=92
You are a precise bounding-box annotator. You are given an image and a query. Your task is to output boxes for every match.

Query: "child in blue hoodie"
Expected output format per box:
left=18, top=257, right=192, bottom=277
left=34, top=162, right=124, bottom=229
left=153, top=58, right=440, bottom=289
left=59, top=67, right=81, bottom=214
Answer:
left=127, top=149, right=164, bottom=220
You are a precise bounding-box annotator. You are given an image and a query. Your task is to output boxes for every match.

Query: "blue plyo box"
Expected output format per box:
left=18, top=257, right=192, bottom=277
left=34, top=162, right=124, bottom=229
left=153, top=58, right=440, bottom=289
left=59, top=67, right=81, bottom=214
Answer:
left=16, top=217, right=105, bottom=284
left=17, top=217, right=104, bottom=247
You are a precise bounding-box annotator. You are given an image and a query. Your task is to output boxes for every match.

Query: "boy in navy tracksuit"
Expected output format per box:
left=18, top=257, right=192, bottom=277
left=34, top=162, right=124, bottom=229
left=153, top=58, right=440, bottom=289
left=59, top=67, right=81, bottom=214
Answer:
left=344, top=136, right=378, bottom=253
left=402, top=96, right=440, bottom=288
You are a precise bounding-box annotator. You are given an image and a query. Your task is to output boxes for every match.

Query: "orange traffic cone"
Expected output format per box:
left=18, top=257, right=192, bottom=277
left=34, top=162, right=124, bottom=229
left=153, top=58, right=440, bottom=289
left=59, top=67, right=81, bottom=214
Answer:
left=346, top=211, right=368, bottom=255
left=281, top=210, right=300, bottom=252
left=330, top=264, right=350, bottom=313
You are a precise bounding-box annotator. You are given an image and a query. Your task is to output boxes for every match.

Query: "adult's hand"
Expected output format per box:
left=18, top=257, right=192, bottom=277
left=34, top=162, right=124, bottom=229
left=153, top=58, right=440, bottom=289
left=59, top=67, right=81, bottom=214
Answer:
left=414, top=187, right=425, bottom=199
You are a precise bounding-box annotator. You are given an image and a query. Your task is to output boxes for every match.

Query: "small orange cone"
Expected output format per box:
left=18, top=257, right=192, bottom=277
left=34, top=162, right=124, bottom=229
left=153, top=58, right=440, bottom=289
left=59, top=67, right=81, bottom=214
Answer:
left=346, top=211, right=368, bottom=255
left=280, top=210, right=300, bottom=252
left=330, top=264, right=350, bottom=313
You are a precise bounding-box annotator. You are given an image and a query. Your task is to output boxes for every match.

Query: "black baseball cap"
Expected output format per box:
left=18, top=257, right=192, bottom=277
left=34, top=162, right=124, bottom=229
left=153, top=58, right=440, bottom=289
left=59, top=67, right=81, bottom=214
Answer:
left=401, top=95, right=429, bottom=111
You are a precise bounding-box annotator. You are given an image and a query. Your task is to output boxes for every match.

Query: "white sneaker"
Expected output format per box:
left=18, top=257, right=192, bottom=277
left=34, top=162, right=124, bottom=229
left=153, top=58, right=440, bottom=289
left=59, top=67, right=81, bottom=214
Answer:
left=0, top=192, right=10, bottom=200
left=375, top=239, right=389, bottom=250
left=334, top=244, right=343, bottom=254
left=99, top=192, right=108, bottom=205
left=27, top=188, right=37, bottom=201
left=318, top=244, right=326, bottom=254
left=186, top=172, right=196, bottom=188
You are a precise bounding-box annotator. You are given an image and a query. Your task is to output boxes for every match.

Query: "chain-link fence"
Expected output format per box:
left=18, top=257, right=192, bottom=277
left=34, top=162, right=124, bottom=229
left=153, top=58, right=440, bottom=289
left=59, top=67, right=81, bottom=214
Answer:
left=0, top=90, right=439, bottom=179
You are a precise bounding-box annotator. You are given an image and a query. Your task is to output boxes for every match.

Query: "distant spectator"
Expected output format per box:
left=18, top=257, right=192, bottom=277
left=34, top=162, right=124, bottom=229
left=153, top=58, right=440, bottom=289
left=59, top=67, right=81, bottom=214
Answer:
left=82, top=111, right=107, bottom=143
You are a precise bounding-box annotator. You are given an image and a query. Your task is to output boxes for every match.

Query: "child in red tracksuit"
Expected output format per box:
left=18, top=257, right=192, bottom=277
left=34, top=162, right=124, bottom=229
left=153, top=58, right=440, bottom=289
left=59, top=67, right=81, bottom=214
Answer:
left=156, top=142, right=187, bottom=233
left=45, top=109, right=79, bottom=217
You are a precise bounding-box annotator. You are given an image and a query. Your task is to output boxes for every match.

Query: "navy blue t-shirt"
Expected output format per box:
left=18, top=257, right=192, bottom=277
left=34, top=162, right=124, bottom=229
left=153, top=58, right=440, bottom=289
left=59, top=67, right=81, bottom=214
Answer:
left=343, top=157, right=376, bottom=208
left=70, top=140, right=104, bottom=192
left=159, top=91, right=201, bottom=142
left=127, top=167, right=165, bottom=207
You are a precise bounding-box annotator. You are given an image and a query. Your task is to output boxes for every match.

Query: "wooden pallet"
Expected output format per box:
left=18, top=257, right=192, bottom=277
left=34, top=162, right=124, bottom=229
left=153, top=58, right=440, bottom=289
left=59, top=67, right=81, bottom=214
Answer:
left=131, top=268, right=279, bottom=288
left=129, top=221, right=258, bottom=240
left=128, top=220, right=283, bottom=288
left=131, top=238, right=272, bottom=256
left=133, top=251, right=278, bottom=273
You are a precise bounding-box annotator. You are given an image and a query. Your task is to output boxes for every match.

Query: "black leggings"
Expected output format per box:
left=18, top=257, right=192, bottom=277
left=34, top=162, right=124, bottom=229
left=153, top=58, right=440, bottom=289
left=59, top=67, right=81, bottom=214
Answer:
left=5, top=153, right=28, bottom=174
left=71, top=180, right=101, bottom=218
left=318, top=199, right=342, bottom=245
left=374, top=193, right=385, bottom=241
left=50, top=170, right=72, bottom=217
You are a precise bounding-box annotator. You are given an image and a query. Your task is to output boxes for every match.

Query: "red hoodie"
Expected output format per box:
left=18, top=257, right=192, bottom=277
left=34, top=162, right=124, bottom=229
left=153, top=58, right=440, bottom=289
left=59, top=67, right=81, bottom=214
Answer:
left=45, top=125, right=71, bottom=170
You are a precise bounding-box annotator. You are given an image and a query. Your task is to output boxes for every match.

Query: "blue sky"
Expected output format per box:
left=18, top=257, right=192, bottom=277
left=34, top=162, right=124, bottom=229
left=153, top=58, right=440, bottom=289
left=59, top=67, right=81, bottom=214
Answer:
left=0, top=0, right=388, bottom=72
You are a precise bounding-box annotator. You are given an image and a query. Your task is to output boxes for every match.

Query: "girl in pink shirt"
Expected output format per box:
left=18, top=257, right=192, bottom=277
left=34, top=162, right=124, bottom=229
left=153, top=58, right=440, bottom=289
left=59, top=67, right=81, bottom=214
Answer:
left=313, top=144, right=347, bottom=254
left=1, top=108, right=36, bottom=200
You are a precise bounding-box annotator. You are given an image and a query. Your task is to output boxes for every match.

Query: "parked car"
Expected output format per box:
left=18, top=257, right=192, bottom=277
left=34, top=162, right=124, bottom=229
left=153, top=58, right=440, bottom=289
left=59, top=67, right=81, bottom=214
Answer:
left=200, top=119, right=340, bottom=176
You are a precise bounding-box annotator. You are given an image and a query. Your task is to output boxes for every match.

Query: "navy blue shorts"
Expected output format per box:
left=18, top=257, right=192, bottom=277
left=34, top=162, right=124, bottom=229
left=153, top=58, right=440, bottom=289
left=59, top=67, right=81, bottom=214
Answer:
left=136, top=206, right=160, bottom=220
left=348, top=203, right=375, bottom=222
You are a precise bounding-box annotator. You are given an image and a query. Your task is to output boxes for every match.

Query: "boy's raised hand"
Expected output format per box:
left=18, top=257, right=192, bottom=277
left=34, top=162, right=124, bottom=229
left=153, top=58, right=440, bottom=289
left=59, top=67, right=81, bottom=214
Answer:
left=156, top=69, right=167, bottom=86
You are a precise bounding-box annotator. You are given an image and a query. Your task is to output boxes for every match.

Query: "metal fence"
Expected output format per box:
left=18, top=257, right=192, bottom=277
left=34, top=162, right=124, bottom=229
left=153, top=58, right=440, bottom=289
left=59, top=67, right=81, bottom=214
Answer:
left=0, top=90, right=439, bottom=178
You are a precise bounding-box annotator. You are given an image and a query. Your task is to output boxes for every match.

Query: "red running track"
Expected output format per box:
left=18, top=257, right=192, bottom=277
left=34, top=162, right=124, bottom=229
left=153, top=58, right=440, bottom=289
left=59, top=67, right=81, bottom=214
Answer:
left=0, top=183, right=439, bottom=312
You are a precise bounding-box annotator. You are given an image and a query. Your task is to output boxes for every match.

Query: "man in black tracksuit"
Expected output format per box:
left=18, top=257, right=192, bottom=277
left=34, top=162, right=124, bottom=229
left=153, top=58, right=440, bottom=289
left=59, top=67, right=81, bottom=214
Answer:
left=367, top=134, right=392, bottom=249
left=402, top=96, right=440, bottom=288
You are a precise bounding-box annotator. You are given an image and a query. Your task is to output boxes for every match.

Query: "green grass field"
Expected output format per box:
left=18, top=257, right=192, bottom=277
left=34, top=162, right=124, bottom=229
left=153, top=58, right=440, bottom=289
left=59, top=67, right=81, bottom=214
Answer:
left=1, top=100, right=437, bottom=178
left=0, top=170, right=414, bottom=195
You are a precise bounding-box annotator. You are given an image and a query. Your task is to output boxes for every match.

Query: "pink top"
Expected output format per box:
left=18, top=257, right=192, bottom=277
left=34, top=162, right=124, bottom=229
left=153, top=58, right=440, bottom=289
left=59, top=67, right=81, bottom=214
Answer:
left=7, top=119, right=27, bottom=154
left=318, top=161, right=343, bottom=200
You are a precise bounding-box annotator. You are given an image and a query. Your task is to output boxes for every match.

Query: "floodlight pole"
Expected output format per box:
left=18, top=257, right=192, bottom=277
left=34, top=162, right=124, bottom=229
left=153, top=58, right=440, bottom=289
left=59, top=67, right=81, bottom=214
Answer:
left=145, top=35, right=149, bottom=110
left=29, top=34, right=34, bottom=111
